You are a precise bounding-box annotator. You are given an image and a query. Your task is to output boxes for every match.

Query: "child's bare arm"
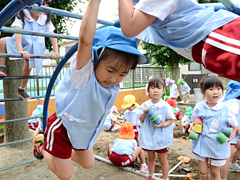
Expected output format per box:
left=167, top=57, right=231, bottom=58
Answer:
left=50, top=34, right=59, bottom=60
left=228, top=126, right=237, bottom=142
left=76, top=0, right=101, bottom=70
left=118, top=0, right=156, bottom=37
left=115, top=119, right=122, bottom=125
left=15, top=26, right=30, bottom=60
left=139, top=106, right=149, bottom=123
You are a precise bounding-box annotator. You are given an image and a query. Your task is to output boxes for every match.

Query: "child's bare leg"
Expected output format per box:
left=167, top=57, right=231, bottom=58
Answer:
left=221, top=145, right=235, bottom=179
left=198, top=159, right=209, bottom=180
left=139, top=149, right=146, bottom=164
left=132, top=146, right=142, bottom=160
left=157, top=152, right=169, bottom=179
left=107, top=143, right=113, bottom=157
left=42, top=149, right=73, bottom=180
left=20, top=60, right=31, bottom=88
left=147, top=151, right=156, bottom=175
left=231, top=139, right=240, bottom=163
left=71, top=147, right=95, bottom=169
left=0, top=38, right=6, bottom=65
left=0, top=38, right=7, bottom=77
left=182, top=94, right=187, bottom=101
left=210, top=165, right=221, bottom=180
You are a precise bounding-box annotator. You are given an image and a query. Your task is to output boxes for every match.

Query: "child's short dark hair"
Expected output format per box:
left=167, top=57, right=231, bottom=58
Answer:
left=199, top=75, right=223, bottom=93
left=96, top=47, right=138, bottom=70
left=147, top=76, right=166, bottom=92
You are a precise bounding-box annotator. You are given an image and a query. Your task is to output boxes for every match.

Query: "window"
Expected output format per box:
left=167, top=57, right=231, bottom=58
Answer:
left=188, top=62, right=201, bottom=71
left=65, top=46, right=72, bottom=53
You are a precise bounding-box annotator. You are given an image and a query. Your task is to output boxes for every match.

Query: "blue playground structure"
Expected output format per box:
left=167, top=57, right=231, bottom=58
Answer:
left=0, top=0, right=240, bottom=174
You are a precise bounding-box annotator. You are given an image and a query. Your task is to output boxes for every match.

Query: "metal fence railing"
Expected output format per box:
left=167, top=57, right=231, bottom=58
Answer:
left=0, top=65, right=168, bottom=99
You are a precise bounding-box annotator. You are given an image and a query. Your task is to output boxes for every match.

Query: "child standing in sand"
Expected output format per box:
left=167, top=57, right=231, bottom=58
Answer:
left=139, top=76, right=176, bottom=180
left=121, top=95, right=141, bottom=140
left=118, top=0, right=240, bottom=82
left=166, top=78, right=179, bottom=104
left=190, top=76, right=238, bottom=180
left=107, top=122, right=148, bottom=173
left=31, top=0, right=148, bottom=179
left=177, top=78, right=191, bottom=103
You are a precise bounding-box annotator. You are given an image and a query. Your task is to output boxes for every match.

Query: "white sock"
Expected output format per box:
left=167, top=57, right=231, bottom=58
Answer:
left=141, top=163, right=146, bottom=167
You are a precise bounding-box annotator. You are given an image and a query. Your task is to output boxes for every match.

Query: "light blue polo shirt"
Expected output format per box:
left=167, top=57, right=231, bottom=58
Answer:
left=192, top=101, right=232, bottom=159
left=6, top=9, right=55, bottom=74
left=138, top=99, right=175, bottom=150
left=111, top=138, right=137, bottom=155
left=134, top=0, right=238, bottom=48
left=55, top=65, right=120, bottom=149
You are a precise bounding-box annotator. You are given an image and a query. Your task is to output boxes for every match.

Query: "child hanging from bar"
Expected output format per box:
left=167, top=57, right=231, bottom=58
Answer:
left=118, top=0, right=240, bottom=82
left=31, top=0, right=148, bottom=179
left=0, top=0, right=59, bottom=100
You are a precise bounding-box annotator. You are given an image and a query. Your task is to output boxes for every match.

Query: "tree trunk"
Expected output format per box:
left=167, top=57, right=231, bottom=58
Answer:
left=170, top=53, right=180, bottom=82
left=3, top=58, right=29, bottom=148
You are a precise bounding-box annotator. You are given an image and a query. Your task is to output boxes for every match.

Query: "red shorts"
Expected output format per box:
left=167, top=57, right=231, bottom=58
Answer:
left=133, top=126, right=140, bottom=141
left=28, top=122, right=38, bottom=130
left=192, top=17, right=240, bottom=81
left=142, top=147, right=169, bottom=153
left=176, top=112, right=183, bottom=120
left=109, top=152, right=134, bottom=167
left=171, top=97, right=178, bottom=100
left=109, top=123, right=114, bottom=131
left=43, top=113, right=86, bottom=159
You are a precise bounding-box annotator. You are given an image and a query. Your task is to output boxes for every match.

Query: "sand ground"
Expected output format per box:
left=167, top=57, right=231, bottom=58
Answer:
left=0, top=118, right=239, bottom=180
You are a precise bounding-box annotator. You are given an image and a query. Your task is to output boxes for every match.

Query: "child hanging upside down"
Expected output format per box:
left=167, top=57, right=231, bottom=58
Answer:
left=118, top=0, right=240, bottom=81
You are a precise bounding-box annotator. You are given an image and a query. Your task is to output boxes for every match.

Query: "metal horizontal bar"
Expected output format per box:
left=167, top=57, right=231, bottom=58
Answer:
left=0, top=95, right=46, bottom=102
left=0, top=116, right=41, bottom=125
left=0, top=138, right=32, bottom=148
left=28, top=5, right=116, bottom=26
left=0, top=26, right=79, bottom=40
left=0, top=53, right=65, bottom=59
left=0, top=75, right=51, bottom=80
left=0, top=158, right=38, bottom=172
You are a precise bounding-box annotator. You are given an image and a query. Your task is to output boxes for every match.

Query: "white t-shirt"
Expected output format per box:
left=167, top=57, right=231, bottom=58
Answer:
left=134, top=0, right=179, bottom=21
left=68, top=52, right=94, bottom=88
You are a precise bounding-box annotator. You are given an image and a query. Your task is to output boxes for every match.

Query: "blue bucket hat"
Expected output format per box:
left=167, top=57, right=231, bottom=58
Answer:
left=92, top=26, right=148, bottom=64
left=224, top=80, right=240, bottom=100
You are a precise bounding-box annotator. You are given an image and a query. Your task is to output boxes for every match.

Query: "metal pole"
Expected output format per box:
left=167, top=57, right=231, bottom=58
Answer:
left=0, top=26, right=79, bottom=40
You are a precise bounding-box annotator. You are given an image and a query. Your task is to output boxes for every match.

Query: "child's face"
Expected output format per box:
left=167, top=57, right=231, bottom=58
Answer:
left=95, top=59, right=130, bottom=88
left=30, top=10, right=43, bottom=20
left=127, top=104, right=135, bottom=111
left=149, top=83, right=165, bottom=101
left=203, top=85, right=223, bottom=102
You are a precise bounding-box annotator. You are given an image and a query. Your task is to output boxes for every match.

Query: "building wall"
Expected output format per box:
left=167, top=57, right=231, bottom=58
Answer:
left=26, top=87, right=149, bottom=117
